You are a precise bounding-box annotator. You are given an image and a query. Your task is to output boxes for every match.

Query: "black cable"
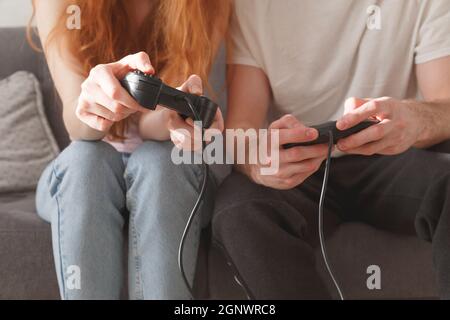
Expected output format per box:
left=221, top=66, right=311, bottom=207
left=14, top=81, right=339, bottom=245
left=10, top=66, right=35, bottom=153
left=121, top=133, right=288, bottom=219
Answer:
left=178, top=100, right=343, bottom=300
left=319, top=131, right=344, bottom=300
left=178, top=96, right=209, bottom=300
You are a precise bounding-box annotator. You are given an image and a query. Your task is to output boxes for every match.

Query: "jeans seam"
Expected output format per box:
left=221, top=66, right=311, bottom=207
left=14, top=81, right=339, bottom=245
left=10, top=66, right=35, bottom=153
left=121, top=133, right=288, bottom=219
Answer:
left=51, top=159, right=67, bottom=300
left=125, top=169, right=144, bottom=300
left=130, top=211, right=144, bottom=299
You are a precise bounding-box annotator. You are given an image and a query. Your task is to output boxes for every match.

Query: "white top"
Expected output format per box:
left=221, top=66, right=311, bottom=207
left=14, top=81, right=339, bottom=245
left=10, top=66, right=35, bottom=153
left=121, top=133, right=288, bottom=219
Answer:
left=228, top=0, right=450, bottom=124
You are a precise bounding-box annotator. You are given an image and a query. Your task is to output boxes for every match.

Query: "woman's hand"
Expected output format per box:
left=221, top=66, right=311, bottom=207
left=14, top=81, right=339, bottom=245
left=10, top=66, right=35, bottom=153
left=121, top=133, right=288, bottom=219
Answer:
left=76, top=52, right=154, bottom=132
left=166, top=75, right=224, bottom=150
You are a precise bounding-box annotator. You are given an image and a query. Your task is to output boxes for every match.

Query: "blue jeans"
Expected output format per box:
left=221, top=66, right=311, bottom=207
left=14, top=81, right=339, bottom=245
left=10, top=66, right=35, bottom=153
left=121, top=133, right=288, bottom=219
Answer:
left=36, top=140, right=216, bottom=300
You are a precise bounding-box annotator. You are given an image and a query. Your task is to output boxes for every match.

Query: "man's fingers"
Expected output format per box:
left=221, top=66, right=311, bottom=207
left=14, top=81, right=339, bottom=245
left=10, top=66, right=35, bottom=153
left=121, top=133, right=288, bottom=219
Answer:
left=337, top=120, right=393, bottom=151
left=279, top=144, right=329, bottom=164
left=344, top=97, right=368, bottom=113
left=273, top=172, right=308, bottom=190
left=269, top=115, right=318, bottom=145
left=277, top=157, right=325, bottom=178
left=277, top=127, right=318, bottom=145
left=270, top=114, right=303, bottom=129
left=337, top=99, right=390, bottom=130
left=341, top=138, right=391, bottom=156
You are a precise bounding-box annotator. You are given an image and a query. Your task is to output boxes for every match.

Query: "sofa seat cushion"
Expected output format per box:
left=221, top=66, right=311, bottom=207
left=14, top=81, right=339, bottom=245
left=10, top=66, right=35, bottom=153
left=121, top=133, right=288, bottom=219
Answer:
left=315, top=223, right=438, bottom=299
left=0, top=71, right=59, bottom=193
left=0, top=192, right=59, bottom=299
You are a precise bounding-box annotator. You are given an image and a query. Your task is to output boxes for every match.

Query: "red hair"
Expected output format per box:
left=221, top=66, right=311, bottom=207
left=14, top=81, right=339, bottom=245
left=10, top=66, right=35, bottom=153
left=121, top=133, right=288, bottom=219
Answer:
left=29, top=0, right=230, bottom=140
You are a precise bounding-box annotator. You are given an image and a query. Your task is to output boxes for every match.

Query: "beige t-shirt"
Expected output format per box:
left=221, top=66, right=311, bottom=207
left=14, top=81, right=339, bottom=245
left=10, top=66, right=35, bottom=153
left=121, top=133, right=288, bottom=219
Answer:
left=228, top=0, right=450, bottom=125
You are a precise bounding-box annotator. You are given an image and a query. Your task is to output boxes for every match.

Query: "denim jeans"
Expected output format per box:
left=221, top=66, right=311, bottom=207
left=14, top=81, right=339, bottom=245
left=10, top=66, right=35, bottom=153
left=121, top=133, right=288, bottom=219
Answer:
left=36, top=140, right=216, bottom=300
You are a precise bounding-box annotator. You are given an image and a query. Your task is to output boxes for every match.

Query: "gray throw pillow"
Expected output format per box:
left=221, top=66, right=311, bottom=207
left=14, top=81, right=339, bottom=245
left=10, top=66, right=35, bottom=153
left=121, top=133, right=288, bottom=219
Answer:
left=0, top=71, right=59, bottom=193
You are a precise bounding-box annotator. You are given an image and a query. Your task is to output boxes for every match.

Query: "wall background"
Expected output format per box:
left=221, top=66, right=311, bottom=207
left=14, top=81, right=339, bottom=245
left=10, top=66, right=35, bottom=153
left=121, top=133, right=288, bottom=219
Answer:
left=0, top=0, right=33, bottom=27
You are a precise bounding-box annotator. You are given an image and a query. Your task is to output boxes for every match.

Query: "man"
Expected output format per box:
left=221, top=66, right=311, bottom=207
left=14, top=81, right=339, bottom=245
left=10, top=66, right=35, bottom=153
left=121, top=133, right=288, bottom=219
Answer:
left=212, top=0, right=450, bottom=299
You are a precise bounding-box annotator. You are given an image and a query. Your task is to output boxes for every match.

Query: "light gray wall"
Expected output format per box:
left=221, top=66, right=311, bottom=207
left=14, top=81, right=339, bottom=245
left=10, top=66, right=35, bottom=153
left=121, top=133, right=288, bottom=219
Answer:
left=0, top=0, right=33, bottom=27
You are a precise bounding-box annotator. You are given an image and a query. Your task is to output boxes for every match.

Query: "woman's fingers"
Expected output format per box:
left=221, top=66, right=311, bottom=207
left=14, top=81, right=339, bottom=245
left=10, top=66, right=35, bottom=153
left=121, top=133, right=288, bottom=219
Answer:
left=186, top=108, right=225, bottom=141
left=76, top=103, right=114, bottom=132
left=89, top=65, right=147, bottom=113
left=211, top=108, right=225, bottom=132
left=83, top=102, right=115, bottom=122
left=76, top=52, right=157, bottom=131
left=178, top=75, right=225, bottom=138
left=116, top=51, right=155, bottom=75
left=178, top=74, right=203, bottom=95
left=168, top=113, right=202, bottom=150
left=81, top=81, right=133, bottom=120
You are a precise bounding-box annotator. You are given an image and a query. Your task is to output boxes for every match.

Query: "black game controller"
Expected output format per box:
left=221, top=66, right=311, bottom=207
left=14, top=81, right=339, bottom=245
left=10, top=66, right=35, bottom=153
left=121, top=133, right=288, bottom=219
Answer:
left=120, top=70, right=218, bottom=128
left=283, top=119, right=380, bottom=149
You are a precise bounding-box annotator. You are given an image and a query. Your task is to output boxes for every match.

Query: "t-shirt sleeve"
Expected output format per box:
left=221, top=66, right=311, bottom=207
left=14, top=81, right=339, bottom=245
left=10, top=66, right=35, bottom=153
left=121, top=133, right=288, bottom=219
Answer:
left=415, top=0, right=450, bottom=64
left=226, top=1, right=261, bottom=68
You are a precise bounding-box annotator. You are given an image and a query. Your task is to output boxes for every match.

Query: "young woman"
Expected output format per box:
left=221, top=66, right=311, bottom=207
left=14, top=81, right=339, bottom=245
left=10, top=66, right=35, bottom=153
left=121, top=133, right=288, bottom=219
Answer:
left=32, top=0, right=230, bottom=299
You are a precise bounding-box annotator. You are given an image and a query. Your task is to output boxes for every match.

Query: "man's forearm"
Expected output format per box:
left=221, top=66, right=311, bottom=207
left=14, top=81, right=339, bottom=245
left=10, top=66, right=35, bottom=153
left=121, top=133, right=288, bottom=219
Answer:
left=411, top=99, right=450, bottom=148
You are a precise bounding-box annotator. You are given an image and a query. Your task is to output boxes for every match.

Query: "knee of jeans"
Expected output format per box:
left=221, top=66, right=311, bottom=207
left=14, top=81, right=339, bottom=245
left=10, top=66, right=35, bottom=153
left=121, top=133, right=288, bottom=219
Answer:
left=126, top=140, right=202, bottom=189
left=54, top=141, right=124, bottom=180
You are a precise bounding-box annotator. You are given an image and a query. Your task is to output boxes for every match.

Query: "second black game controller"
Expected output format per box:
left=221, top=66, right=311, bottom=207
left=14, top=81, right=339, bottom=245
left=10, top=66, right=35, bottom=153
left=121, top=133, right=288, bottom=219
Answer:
left=283, top=119, right=380, bottom=149
left=120, top=70, right=218, bottom=128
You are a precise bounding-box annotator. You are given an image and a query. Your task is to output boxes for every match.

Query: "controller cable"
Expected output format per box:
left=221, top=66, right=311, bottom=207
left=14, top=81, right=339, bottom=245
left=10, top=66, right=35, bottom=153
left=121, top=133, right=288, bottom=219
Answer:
left=177, top=96, right=209, bottom=300
left=177, top=100, right=344, bottom=300
left=320, top=131, right=344, bottom=300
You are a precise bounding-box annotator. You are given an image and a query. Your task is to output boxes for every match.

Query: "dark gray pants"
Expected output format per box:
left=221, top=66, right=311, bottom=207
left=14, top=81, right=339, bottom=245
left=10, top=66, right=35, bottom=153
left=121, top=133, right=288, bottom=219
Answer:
left=212, top=145, right=450, bottom=299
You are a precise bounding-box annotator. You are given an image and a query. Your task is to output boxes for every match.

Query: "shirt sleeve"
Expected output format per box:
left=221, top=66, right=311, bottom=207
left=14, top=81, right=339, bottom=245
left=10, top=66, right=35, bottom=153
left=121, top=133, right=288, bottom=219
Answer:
left=415, top=0, right=450, bottom=64
left=226, top=1, right=261, bottom=68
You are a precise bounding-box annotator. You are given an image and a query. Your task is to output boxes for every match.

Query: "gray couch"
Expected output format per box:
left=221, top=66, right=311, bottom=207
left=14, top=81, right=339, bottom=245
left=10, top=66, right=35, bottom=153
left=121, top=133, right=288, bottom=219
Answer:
left=0, top=27, right=439, bottom=300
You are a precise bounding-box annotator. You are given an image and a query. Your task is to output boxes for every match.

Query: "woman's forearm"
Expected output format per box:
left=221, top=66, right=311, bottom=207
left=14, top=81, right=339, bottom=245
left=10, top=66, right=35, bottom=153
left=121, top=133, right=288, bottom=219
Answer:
left=62, top=101, right=108, bottom=141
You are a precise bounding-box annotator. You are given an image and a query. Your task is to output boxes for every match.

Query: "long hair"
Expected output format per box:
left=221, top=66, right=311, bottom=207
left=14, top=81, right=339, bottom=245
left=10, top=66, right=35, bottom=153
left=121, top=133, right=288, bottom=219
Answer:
left=28, top=0, right=231, bottom=140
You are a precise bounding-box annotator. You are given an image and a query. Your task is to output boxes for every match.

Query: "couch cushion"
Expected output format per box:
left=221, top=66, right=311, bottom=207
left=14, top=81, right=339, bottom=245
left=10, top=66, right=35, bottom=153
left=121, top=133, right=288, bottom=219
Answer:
left=0, top=71, right=59, bottom=193
left=0, top=192, right=59, bottom=299
left=316, top=223, right=438, bottom=299
left=0, top=28, right=69, bottom=149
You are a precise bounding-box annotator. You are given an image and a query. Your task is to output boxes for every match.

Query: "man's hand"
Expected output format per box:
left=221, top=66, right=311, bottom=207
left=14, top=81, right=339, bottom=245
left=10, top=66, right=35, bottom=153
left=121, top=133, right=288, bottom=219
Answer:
left=243, top=115, right=330, bottom=190
left=336, top=97, right=423, bottom=156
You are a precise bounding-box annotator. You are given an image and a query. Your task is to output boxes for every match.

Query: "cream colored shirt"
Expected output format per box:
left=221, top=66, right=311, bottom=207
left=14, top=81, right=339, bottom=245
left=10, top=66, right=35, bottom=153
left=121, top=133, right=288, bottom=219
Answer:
left=228, top=0, right=450, bottom=125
